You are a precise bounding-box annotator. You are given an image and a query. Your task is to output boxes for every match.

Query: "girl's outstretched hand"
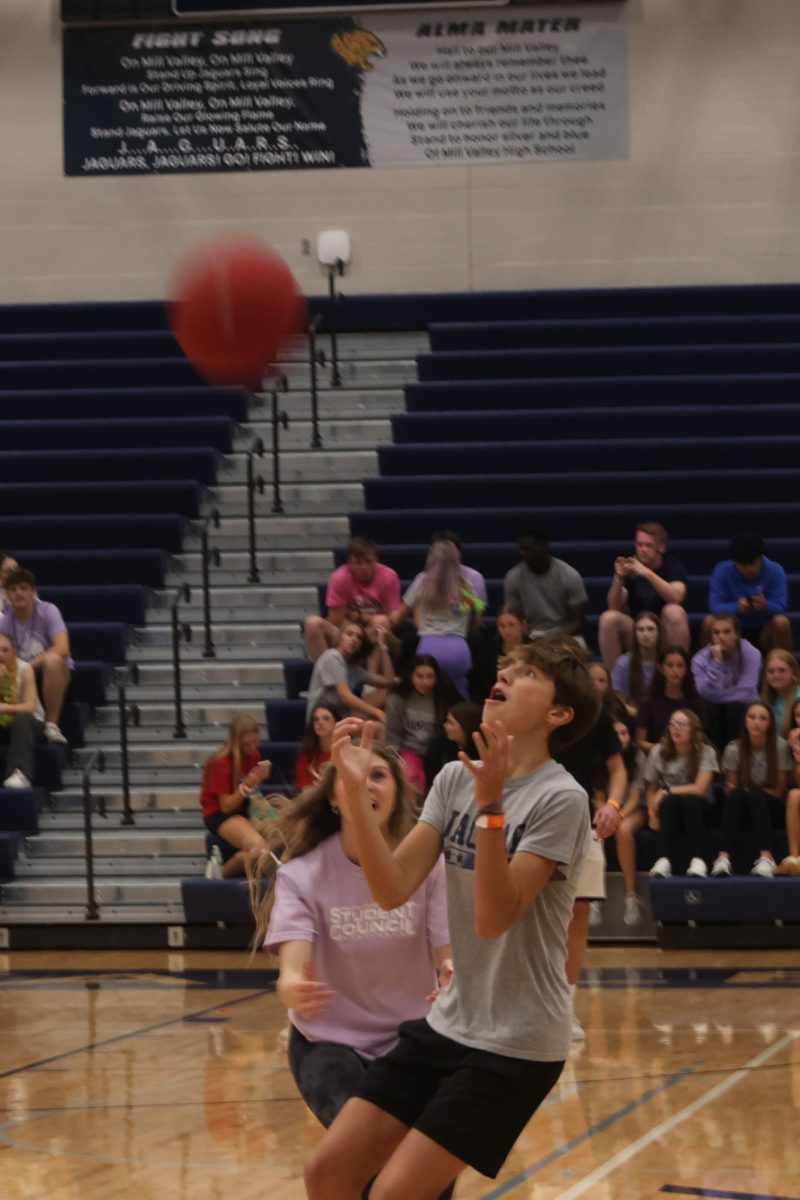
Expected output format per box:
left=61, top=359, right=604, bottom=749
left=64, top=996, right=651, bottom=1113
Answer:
left=331, top=717, right=378, bottom=811
left=458, top=720, right=512, bottom=812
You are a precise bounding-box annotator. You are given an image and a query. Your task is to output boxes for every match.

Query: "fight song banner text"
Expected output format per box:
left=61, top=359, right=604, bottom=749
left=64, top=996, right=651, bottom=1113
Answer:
left=63, top=4, right=628, bottom=176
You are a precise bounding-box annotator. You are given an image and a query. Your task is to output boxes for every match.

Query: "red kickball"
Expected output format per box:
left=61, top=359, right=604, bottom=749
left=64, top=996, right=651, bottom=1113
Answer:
left=168, top=237, right=306, bottom=387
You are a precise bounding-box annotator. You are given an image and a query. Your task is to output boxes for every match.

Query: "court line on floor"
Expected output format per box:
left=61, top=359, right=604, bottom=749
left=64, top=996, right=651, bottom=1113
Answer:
left=480, top=1064, right=695, bottom=1200
left=0, top=987, right=273, bottom=1080
left=661, top=1186, right=800, bottom=1200
left=545, top=1032, right=797, bottom=1200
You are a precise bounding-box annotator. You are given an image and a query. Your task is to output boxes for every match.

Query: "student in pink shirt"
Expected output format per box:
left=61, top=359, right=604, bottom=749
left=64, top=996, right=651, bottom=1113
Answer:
left=259, top=745, right=452, bottom=1140
left=304, top=539, right=402, bottom=681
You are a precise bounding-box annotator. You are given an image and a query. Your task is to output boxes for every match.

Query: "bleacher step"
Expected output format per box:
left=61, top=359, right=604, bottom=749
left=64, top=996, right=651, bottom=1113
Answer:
left=15, top=856, right=204, bottom=877
left=0, top=878, right=184, bottom=904
left=219, top=449, right=377, bottom=483
left=132, top=622, right=303, bottom=649
left=0, top=905, right=185, bottom=923
left=165, top=548, right=333, bottom=585
left=122, top=659, right=286, bottom=685
left=184, top=514, right=348, bottom=550
left=95, top=701, right=271, bottom=728
left=209, top=481, right=363, bottom=515
left=26, top=831, right=204, bottom=856
left=242, top=417, right=392, bottom=449
left=42, top=794, right=204, bottom=818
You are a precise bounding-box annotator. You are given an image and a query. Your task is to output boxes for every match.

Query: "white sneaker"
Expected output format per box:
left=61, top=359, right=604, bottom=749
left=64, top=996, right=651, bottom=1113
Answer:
left=44, top=722, right=67, bottom=744
left=711, top=854, right=732, bottom=877
left=687, top=857, right=708, bottom=877
left=623, top=893, right=643, bottom=926
left=204, top=846, right=224, bottom=880
left=571, top=1014, right=586, bottom=1042
left=775, top=855, right=800, bottom=876
left=649, top=856, right=672, bottom=878
left=751, top=855, right=776, bottom=879
left=588, top=900, right=603, bottom=927
left=3, top=769, right=31, bottom=789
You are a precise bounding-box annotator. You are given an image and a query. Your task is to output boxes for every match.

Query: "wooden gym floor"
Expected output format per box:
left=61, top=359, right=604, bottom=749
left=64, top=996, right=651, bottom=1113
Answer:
left=0, top=947, right=797, bottom=1200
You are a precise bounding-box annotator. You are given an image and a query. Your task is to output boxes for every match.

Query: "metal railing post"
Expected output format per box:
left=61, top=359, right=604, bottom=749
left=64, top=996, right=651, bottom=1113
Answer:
left=269, top=378, right=289, bottom=514
left=199, top=509, right=220, bottom=659
left=308, top=313, right=324, bottom=449
left=171, top=583, right=192, bottom=739
left=246, top=438, right=265, bottom=583
left=114, top=665, right=139, bottom=827
left=82, top=749, right=106, bottom=922
left=326, top=260, right=344, bottom=388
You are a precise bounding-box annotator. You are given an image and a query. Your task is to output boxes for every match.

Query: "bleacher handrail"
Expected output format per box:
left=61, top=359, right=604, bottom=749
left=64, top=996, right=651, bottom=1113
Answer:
left=81, top=748, right=106, bottom=921
left=308, top=312, right=324, bottom=449
left=170, top=583, right=192, bottom=739
left=112, top=665, right=139, bottom=828
left=246, top=438, right=265, bottom=583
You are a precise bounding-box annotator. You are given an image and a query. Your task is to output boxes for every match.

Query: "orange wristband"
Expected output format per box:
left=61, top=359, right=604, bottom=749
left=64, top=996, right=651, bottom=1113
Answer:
left=607, top=799, right=623, bottom=814
left=476, top=812, right=505, bottom=830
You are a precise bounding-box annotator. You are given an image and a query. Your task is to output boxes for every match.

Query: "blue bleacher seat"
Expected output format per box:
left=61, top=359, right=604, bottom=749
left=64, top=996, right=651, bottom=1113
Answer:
left=649, top=877, right=799, bottom=925
left=68, top=661, right=112, bottom=706
left=427, top=314, right=800, bottom=352
left=0, top=357, right=202, bottom=390
left=266, top=699, right=307, bottom=742
left=40, top=586, right=149, bottom=626
left=260, top=741, right=299, bottom=790
left=0, top=330, right=181, bottom=361
left=0, top=832, right=18, bottom=880
left=3, top=514, right=186, bottom=552
left=17, top=549, right=167, bottom=588
left=0, top=417, right=234, bottom=454
left=283, top=659, right=313, bottom=701
left=416, top=344, right=800, bottom=383
left=0, top=787, right=44, bottom=833
left=182, top=878, right=255, bottom=925
left=2, top=448, right=219, bottom=485
left=0, top=385, right=249, bottom=422
left=0, top=481, right=203, bottom=518
left=69, top=623, right=131, bottom=665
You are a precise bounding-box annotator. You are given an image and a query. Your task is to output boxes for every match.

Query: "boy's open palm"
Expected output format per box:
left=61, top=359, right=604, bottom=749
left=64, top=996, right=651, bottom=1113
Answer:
left=459, top=720, right=512, bottom=811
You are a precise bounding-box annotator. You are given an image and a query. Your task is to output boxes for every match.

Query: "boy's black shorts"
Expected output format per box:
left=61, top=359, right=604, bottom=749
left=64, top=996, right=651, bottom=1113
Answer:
left=355, top=1017, right=564, bottom=1179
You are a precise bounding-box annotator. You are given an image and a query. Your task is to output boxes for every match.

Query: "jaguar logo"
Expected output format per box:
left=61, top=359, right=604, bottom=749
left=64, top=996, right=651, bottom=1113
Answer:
left=331, top=30, right=387, bottom=72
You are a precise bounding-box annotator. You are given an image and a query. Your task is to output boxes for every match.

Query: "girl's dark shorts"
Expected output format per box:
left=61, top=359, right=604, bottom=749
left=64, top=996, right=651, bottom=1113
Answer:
left=203, top=812, right=228, bottom=835
left=355, top=1017, right=564, bottom=1179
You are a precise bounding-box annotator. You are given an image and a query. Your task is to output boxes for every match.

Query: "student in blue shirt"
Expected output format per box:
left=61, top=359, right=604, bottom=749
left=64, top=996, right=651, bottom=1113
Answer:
left=706, top=533, right=792, bottom=653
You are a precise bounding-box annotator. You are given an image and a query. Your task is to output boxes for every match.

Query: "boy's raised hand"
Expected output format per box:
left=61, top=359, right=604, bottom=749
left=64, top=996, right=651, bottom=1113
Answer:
left=458, top=720, right=513, bottom=811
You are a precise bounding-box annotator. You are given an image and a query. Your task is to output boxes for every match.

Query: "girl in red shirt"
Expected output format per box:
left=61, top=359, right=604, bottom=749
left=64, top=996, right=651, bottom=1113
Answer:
left=295, top=703, right=338, bottom=789
left=200, top=713, right=273, bottom=878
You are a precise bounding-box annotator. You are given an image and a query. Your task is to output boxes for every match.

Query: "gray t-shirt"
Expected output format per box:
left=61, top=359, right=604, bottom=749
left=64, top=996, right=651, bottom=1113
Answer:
left=644, top=743, right=719, bottom=795
left=503, top=559, right=587, bottom=635
left=403, top=576, right=470, bottom=638
left=721, top=737, right=792, bottom=786
left=419, top=759, right=591, bottom=1062
left=384, top=692, right=437, bottom=757
left=306, top=649, right=370, bottom=719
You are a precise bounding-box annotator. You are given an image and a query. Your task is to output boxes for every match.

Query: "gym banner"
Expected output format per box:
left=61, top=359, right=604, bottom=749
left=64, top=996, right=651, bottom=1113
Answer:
left=63, top=4, right=627, bottom=176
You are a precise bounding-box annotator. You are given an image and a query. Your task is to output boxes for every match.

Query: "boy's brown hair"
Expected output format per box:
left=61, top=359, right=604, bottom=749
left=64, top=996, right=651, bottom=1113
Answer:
left=500, top=636, right=601, bottom=754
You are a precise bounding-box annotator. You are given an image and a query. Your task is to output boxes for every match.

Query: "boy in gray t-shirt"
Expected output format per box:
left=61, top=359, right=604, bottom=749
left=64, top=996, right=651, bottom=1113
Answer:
left=304, top=637, right=600, bottom=1196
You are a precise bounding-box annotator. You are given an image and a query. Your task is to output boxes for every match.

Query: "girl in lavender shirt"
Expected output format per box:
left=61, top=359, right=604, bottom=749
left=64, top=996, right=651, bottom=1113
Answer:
left=691, top=613, right=761, bottom=750
left=257, top=746, right=452, bottom=1147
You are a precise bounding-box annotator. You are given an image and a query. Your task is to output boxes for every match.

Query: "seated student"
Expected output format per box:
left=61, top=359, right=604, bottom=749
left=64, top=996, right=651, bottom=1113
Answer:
left=778, top=698, right=800, bottom=875
left=0, top=552, right=19, bottom=615
left=503, top=528, right=587, bottom=641
left=707, top=532, right=792, bottom=652
left=306, top=622, right=395, bottom=724
left=712, top=702, right=791, bottom=879
left=0, top=568, right=72, bottom=744
left=610, top=611, right=661, bottom=719
left=0, top=632, right=45, bottom=788
left=470, top=602, right=528, bottom=703
left=384, top=656, right=459, bottom=796
left=304, top=537, right=402, bottom=667
left=760, top=649, right=800, bottom=737
left=200, top=713, right=275, bottom=879
left=609, top=719, right=648, bottom=927
left=599, top=521, right=690, bottom=670
left=646, top=709, right=719, bottom=878
left=691, top=613, right=761, bottom=750
left=587, top=660, right=632, bottom=729
left=423, top=700, right=483, bottom=791
left=636, top=646, right=706, bottom=753
left=258, top=746, right=454, bottom=1200
left=394, top=540, right=484, bottom=699
left=295, top=704, right=339, bottom=790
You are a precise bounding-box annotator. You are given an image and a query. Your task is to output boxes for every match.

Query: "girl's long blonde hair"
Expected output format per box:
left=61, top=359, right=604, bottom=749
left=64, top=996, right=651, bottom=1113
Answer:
left=208, top=712, right=259, bottom=789
left=249, top=746, right=418, bottom=958
left=760, top=649, right=800, bottom=737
